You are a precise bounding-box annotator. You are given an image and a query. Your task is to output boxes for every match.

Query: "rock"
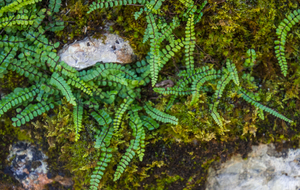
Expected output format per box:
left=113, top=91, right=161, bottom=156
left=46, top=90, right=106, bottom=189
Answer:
left=58, top=33, right=137, bottom=70
left=5, top=141, right=73, bottom=189
left=205, top=143, right=300, bottom=190
left=6, top=141, right=49, bottom=189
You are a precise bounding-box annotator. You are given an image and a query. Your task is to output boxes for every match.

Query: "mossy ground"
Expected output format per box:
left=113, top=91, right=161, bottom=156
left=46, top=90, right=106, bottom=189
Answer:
left=1, top=0, right=300, bottom=189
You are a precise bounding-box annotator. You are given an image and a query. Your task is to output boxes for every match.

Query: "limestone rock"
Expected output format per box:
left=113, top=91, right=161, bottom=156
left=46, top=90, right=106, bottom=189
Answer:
left=58, top=33, right=136, bottom=70
left=205, top=143, right=300, bottom=190
left=5, top=141, right=73, bottom=189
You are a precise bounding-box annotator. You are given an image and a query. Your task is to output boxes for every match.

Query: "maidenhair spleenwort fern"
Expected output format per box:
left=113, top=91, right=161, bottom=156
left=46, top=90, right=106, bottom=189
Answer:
left=275, top=9, right=300, bottom=77
left=154, top=48, right=292, bottom=128
left=0, top=0, right=178, bottom=189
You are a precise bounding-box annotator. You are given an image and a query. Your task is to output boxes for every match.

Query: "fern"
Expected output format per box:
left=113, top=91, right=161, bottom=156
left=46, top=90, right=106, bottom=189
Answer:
left=12, top=99, right=55, bottom=127
left=49, top=72, right=77, bottom=106
left=238, top=89, right=292, bottom=123
left=73, top=97, right=83, bottom=141
left=275, top=10, right=300, bottom=76
left=244, top=49, right=256, bottom=68
left=184, top=13, right=195, bottom=75
left=113, top=111, right=144, bottom=181
left=90, top=147, right=113, bottom=190
left=144, top=102, right=178, bottom=125
left=0, top=85, right=39, bottom=117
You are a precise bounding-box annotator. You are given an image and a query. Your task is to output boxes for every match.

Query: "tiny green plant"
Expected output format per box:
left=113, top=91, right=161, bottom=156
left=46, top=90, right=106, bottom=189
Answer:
left=0, top=0, right=177, bottom=189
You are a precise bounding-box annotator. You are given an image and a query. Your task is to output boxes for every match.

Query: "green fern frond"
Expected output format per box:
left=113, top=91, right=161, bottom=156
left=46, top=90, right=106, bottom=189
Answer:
left=0, top=0, right=42, bottom=17
left=190, top=71, right=219, bottom=105
left=113, top=98, right=134, bottom=130
left=67, top=77, right=93, bottom=96
left=91, top=110, right=113, bottom=148
left=165, top=95, right=177, bottom=111
left=91, top=110, right=113, bottom=126
left=90, top=147, right=113, bottom=190
left=226, top=59, right=239, bottom=86
left=140, top=115, right=159, bottom=130
left=49, top=72, right=77, bottom=106
left=244, top=49, right=256, bottom=67
left=0, top=85, right=39, bottom=117
left=184, top=13, right=195, bottom=75
left=73, top=99, right=83, bottom=141
left=49, top=0, right=62, bottom=14
left=144, top=102, right=178, bottom=125
left=210, top=104, right=223, bottom=127
left=113, top=111, right=145, bottom=181
left=11, top=99, right=55, bottom=127
left=275, top=10, right=300, bottom=76
left=238, top=89, right=292, bottom=123
left=153, top=87, right=194, bottom=96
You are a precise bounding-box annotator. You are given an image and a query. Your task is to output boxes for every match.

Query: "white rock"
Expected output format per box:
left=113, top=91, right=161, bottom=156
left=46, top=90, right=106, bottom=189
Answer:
left=205, top=143, right=300, bottom=190
left=58, top=33, right=136, bottom=70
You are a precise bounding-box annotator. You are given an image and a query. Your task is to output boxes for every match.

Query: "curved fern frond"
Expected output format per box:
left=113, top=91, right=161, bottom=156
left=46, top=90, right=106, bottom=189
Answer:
left=165, top=95, right=177, bottom=111
left=144, top=102, right=178, bottom=125
left=91, top=110, right=113, bottom=126
left=0, top=0, right=43, bottom=17
left=140, top=115, right=159, bottom=130
left=91, top=110, right=113, bottom=148
left=275, top=10, right=300, bottom=76
left=210, top=104, right=223, bottom=127
left=88, top=0, right=147, bottom=14
left=12, top=99, right=55, bottom=127
left=49, top=72, right=76, bottom=106
left=67, top=77, right=93, bottom=96
left=238, top=89, right=292, bottom=123
left=190, top=69, right=220, bottom=105
left=113, top=98, right=134, bottom=130
left=0, top=85, right=39, bottom=117
left=153, top=87, right=194, bottom=96
left=49, top=0, right=62, bottom=14
left=113, top=111, right=144, bottom=181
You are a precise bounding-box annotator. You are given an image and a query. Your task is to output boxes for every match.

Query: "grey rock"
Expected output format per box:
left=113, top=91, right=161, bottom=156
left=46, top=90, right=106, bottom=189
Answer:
left=206, top=144, right=300, bottom=190
left=58, top=33, right=136, bottom=70
left=6, top=141, right=48, bottom=188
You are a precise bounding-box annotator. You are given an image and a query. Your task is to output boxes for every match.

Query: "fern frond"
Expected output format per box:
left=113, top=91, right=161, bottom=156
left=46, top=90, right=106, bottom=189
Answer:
left=49, top=72, right=76, bottom=106
left=210, top=104, right=223, bottom=127
left=238, top=89, right=292, bottom=123
left=153, top=87, right=194, bottom=96
left=113, top=111, right=144, bottom=181
left=226, top=59, right=239, bottom=86
left=91, top=110, right=113, bottom=126
left=67, top=77, right=93, bottom=96
left=209, top=72, right=231, bottom=126
left=91, top=110, right=113, bottom=148
left=144, top=102, right=178, bottom=125
left=165, top=95, right=177, bottom=111
left=275, top=10, right=300, bottom=76
left=73, top=99, right=83, bottom=141
left=49, top=0, right=62, bottom=14
left=0, top=85, right=39, bottom=117
left=12, top=99, right=55, bottom=127
left=0, top=0, right=43, bottom=17
left=113, top=98, right=134, bottom=130
left=184, top=13, right=195, bottom=75
left=0, top=47, right=17, bottom=74
left=244, top=49, right=256, bottom=67
left=190, top=70, right=219, bottom=105
left=90, top=147, right=113, bottom=190
left=140, top=115, right=159, bottom=130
